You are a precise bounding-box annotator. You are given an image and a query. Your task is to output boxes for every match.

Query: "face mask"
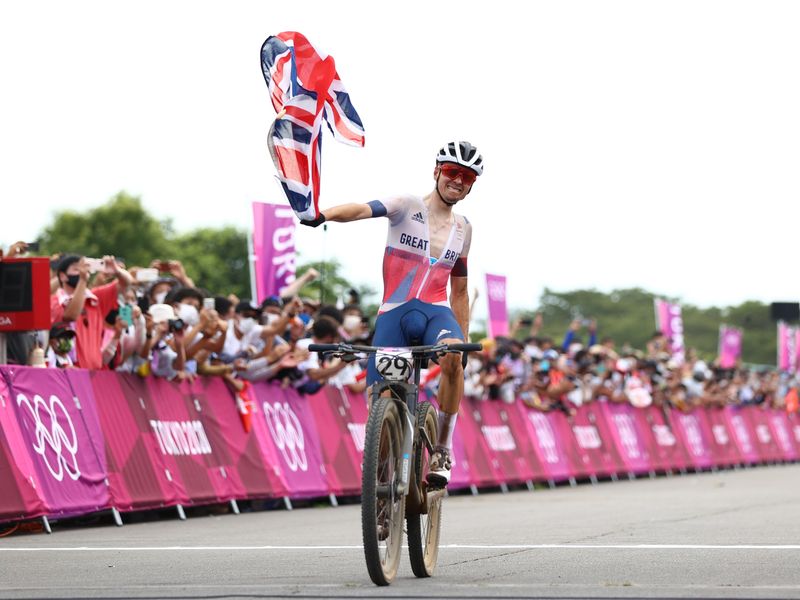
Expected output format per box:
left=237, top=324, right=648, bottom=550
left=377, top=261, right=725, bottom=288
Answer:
left=55, top=338, right=74, bottom=354
left=177, top=303, right=200, bottom=327
left=64, top=274, right=80, bottom=288
left=264, top=313, right=280, bottom=325
left=238, top=317, right=256, bottom=334
left=154, top=291, right=168, bottom=305
left=343, top=314, right=361, bottom=333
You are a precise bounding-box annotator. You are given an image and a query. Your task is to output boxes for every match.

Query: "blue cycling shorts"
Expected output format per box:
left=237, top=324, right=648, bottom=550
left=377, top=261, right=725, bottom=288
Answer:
left=366, top=299, right=464, bottom=385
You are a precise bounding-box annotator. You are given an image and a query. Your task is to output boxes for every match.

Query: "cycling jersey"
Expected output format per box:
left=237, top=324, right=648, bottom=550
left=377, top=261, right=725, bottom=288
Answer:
left=368, top=195, right=470, bottom=314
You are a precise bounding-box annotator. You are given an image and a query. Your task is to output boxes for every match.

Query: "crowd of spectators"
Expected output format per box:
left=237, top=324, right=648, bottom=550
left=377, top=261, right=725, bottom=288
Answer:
left=1, top=241, right=798, bottom=413
left=458, top=317, right=797, bottom=414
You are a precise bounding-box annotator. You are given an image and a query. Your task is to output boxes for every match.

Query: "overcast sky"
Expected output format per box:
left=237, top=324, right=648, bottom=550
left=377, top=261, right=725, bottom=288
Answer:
left=2, top=1, right=798, bottom=321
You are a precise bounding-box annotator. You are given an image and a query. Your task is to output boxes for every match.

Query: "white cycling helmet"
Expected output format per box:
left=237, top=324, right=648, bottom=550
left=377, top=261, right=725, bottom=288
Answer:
left=436, top=141, right=484, bottom=176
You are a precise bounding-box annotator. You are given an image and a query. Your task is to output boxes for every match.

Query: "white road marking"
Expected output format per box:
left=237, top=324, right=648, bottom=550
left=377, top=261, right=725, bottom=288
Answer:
left=1, top=543, right=800, bottom=551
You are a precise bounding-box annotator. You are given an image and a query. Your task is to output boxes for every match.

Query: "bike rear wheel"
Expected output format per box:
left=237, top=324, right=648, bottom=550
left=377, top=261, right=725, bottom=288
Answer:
left=361, top=396, right=405, bottom=586
left=407, top=401, right=443, bottom=577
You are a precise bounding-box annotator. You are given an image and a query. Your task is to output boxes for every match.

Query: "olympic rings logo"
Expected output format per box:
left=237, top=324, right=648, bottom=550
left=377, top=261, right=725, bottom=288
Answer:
left=16, top=393, right=81, bottom=482
left=263, top=401, right=307, bottom=472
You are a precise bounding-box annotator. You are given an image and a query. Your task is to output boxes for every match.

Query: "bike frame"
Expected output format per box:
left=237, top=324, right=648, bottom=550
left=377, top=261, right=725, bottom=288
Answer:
left=369, top=355, right=427, bottom=497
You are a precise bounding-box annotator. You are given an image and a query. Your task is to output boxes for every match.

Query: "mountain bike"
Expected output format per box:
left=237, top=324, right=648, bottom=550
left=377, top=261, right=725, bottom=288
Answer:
left=309, top=341, right=481, bottom=586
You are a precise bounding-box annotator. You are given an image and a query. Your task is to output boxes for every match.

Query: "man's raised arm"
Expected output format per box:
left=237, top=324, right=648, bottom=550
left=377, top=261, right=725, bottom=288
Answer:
left=301, top=203, right=374, bottom=227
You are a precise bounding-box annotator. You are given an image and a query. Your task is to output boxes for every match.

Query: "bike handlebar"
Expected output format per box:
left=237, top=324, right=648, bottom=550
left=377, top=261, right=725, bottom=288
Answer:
left=309, top=342, right=483, bottom=355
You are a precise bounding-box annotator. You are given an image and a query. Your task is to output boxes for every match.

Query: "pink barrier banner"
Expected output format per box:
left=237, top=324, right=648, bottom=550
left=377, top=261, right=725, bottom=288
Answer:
left=514, top=404, right=576, bottom=482
left=473, top=400, right=538, bottom=484
left=455, top=399, right=502, bottom=487
left=190, top=378, right=282, bottom=500
left=0, top=367, right=109, bottom=518
left=0, top=372, right=48, bottom=522
left=447, top=428, right=474, bottom=490
left=655, top=300, right=685, bottom=363
left=744, top=407, right=783, bottom=462
left=670, top=409, right=714, bottom=469
left=252, top=202, right=297, bottom=303
left=718, top=326, right=742, bottom=369
left=485, top=273, right=509, bottom=338
left=723, top=406, right=760, bottom=464
left=570, top=404, right=621, bottom=477
left=599, top=402, right=653, bottom=474
left=788, top=413, right=800, bottom=451
left=250, top=383, right=329, bottom=499
left=306, top=386, right=369, bottom=496
left=703, top=408, right=742, bottom=467
left=634, top=406, right=690, bottom=472
left=766, top=411, right=799, bottom=461
left=146, top=377, right=236, bottom=505
left=6, top=366, right=800, bottom=525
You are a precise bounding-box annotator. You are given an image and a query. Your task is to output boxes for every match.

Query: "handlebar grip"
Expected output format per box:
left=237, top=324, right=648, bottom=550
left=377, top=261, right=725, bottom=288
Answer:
left=447, top=343, right=483, bottom=353
left=308, top=344, right=341, bottom=352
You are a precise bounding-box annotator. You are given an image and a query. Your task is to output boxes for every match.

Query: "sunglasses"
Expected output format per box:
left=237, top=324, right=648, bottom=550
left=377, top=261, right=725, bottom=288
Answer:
left=439, top=164, right=477, bottom=185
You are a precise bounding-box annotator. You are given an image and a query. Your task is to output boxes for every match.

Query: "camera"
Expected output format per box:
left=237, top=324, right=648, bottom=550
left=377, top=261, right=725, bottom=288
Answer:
left=168, top=318, right=185, bottom=333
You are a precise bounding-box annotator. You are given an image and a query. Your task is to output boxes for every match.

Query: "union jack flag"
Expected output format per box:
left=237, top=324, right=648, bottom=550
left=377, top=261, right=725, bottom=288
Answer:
left=261, top=32, right=365, bottom=221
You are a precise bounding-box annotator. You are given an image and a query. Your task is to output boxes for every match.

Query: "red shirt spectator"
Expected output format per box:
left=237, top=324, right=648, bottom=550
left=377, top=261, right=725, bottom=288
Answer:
left=50, top=255, right=132, bottom=370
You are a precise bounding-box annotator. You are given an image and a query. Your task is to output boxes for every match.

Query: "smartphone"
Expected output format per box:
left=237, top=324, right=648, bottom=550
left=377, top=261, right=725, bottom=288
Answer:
left=118, top=304, right=134, bottom=327
left=26, top=241, right=40, bottom=252
left=203, top=297, right=215, bottom=311
left=158, top=261, right=171, bottom=271
left=136, top=268, right=159, bottom=283
left=85, top=257, right=105, bottom=273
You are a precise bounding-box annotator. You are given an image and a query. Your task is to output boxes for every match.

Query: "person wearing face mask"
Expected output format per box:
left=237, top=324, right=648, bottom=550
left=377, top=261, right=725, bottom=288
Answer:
left=50, top=254, right=133, bottom=370
left=45, top=322, right=77, bottom=368
left=220, top=301, right=264, bottom=359
left=146, top=277, right=179, bottom=308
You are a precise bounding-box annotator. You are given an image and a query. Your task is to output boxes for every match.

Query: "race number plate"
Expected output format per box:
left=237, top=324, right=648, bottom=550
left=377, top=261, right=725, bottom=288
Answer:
left=375, top=348, right=413, bottom=382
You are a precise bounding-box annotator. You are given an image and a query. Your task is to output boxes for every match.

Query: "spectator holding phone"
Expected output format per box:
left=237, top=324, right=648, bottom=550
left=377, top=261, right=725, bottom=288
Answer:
left=150, top=259, right=195, bottom=289
left=51, top=255, right=133, bottom=369
left=143, top=304, right=190, bottom=381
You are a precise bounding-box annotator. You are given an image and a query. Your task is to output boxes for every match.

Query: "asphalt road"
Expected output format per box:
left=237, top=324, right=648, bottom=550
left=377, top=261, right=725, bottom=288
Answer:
left=1, top=464, right=799, bottom=599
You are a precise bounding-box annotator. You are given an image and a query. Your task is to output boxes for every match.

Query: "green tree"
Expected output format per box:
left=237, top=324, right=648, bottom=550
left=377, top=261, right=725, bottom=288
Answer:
left=39, top=192, right=172, bottom=266
left=526, top=288, right=776, bottom=365
left=170, top=227, right=250, bottom=299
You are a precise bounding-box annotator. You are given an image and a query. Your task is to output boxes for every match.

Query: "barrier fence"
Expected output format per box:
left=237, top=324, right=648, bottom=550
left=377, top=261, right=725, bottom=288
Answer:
left=1, top=365, right=799, bottom=524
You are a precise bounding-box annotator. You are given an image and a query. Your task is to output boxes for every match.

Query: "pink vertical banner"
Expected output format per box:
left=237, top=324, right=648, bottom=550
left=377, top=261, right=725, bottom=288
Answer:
left=485, top=273, right=509, bottom=338
left=717, top=326, right=742, bottom=369
left=252, top=202, right=297, bottom=303
left=655, top=299, right=685, bottom=363
left=777, top=322, right=797, bottom=373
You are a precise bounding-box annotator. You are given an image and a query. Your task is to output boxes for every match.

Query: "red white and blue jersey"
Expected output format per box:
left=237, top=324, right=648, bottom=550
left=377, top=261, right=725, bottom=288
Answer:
left=369, top=196, right=471, bottom=314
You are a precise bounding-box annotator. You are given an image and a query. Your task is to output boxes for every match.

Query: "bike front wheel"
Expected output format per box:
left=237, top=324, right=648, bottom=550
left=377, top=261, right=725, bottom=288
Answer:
left=407, top=401, right=443, bottom=577
left=361, top=396, right=405, bottom=586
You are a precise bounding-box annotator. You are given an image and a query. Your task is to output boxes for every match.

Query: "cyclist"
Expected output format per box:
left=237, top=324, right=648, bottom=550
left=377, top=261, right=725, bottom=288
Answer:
left=300, top=141, right=483, bottom=486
